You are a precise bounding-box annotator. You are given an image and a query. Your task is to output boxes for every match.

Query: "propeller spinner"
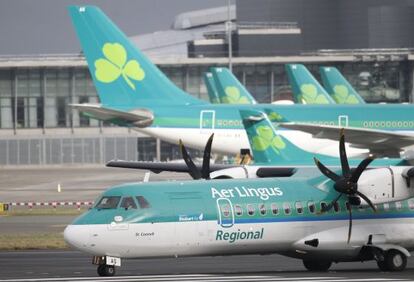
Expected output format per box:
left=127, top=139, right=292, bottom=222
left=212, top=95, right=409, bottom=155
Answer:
left=179, top=134, right=214, bottom=180
left=314, top=129, right=376, bottom=243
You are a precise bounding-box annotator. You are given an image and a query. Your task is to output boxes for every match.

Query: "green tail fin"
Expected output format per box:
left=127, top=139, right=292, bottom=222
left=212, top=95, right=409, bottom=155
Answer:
left=203, top=72, right=220, bottom=104
left=210, top=67, right=257, bottom=104
left=320, top=66, right=366, bottom=104
left=285, top=64, right=335, bottom=104
left=240, top=109, right=316, bottom=164
left=68, top=6, right=203, bottom=109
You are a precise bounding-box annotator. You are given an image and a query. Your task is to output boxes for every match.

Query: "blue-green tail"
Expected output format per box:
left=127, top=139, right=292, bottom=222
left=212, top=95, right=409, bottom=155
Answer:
left=203, top=72, right=220, bottom=104
left=210, top=67, right=257, bottom=104
left=239, top=109, right=319, bottom=164
left=320, top=66, right=366, bottom=104
left=285, top=64, right=335, bottom=104
left=68, top=6, right=204, bottom=109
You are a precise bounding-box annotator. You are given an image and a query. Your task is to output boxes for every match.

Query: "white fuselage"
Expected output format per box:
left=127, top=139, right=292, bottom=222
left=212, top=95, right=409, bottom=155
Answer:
left=64, top=215, right=414, bottom=261
left=137, top=127, right=368, bottom=158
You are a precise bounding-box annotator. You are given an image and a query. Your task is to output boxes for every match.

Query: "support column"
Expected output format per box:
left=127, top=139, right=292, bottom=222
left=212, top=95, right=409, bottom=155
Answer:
left=156, top=138, right=161, bottom=161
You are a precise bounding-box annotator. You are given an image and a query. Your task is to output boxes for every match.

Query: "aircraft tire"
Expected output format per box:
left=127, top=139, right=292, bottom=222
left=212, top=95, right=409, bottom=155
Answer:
left=384, top=250, right=407, bottom=272
left=302, top=260, right=332, bottom=271
left=97, top=265, right=116, bottom=276
left=376, top=260, right=388, bottom=271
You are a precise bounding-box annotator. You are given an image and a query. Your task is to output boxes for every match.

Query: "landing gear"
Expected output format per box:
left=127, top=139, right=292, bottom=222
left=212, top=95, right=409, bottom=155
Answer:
left=97, top=264, right=116, bottom=276
left=303, top=260, right=332, bottom=271
left=377, top=250, right=407, bottom=272
left=92, top=255, right=121, bottom=276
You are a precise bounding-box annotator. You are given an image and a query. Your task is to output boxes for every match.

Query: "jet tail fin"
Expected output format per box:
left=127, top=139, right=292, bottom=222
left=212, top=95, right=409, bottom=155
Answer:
left=285, top=64, right=335, bottom=104
left=320, top=66, right=366, bottom=104
left=210, top=67, right=257, bottom=104
left=203, top=72, right=221, bottom=104
left=68, top=6, right=204, bottom=109
left=239, top=109, right=316, bottom=165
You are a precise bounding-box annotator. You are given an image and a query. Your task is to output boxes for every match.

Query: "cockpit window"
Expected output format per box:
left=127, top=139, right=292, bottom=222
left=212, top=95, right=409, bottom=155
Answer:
left=120, top=197, right=137, bottom=210
left=136, top=196, right=150, bottom=209
left=96, top=196, right=121, bottom=209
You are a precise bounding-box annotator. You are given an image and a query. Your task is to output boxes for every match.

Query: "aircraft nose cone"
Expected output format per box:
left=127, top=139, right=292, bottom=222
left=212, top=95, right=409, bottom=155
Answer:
left=64, top=225, right=90, bottom=250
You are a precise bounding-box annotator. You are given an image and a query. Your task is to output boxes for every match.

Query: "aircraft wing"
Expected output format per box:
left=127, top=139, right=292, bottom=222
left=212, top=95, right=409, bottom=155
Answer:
left=106, top=160, right=237, bottom=174
left=280, top=122, right=414, bottom=157
left=69, top=103, right=154, bottom=127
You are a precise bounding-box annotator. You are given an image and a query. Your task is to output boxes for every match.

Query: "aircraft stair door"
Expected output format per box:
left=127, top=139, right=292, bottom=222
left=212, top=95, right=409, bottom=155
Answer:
left=216, top=198, right=234, bottom=228
left=200, top=110, right=215, bottom=134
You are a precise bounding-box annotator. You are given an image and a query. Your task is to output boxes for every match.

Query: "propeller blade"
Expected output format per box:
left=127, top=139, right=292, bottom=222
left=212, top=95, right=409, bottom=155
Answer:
left=350, top=157, right=374, bottom=183
left=347, top=202, right=353, bottom=244
left=355, top=191, right=377, bottom=212
left=339, top=129, right=350, bottom=178
left=179, top=139, right=202, bottom=180
left=201, top=134, right=214, bottom=179
left=314, top=157, right=340, bottom=181
left=321, top=193, right=342, bottom=213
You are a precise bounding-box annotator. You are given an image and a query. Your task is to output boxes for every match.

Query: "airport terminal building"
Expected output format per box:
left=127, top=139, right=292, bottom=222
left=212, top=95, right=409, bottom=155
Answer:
left=1, top=0, right=414, bottom=166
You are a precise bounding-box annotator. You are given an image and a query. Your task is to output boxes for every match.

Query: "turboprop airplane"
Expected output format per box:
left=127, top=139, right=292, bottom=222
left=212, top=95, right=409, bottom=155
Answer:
left=320, top=66, right=366, bottom=104
left=64, top=127, right=414, bottom=276
left=68, top=6, right=414, bottom=158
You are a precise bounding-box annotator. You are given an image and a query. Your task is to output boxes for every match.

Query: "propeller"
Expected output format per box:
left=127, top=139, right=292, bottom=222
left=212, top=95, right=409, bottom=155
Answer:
left=314, top=129, right=376, bottom=243
left=179, top=134, right=214, bottom=180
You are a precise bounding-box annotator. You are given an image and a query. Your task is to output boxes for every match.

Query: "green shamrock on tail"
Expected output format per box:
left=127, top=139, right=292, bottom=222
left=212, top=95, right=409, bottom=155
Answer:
left=95, top=42, right=145, bottom=90
left=222, top=86, right=250, bottom=104
left=333, top=85, right=359, bottom=104
left=300, top=84, right=330, bottom=104
left=251, top=125, right=286, bottom=154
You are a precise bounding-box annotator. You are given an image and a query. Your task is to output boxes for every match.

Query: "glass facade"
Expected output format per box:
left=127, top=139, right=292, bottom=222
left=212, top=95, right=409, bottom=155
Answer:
left=0, top=59, right=412, bottom=165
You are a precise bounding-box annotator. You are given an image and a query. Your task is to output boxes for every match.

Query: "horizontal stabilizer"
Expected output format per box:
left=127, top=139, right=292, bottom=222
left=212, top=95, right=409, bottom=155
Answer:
left=280, top=122, right=414, bottom=157
left=106, top=160, right=236, bottom=174
left=69, top=104, right=153, bottom=127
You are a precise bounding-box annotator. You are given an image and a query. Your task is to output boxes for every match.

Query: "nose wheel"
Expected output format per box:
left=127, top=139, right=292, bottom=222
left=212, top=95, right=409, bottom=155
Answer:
left=97, top=264, right=116, bottom=276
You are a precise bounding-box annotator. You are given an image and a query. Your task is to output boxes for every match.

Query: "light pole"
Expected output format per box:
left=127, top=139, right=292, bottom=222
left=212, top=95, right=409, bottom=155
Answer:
left=227, top=0, right=233, bottom=72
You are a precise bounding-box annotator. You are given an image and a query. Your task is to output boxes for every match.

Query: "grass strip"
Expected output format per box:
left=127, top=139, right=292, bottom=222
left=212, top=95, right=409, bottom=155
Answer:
left=0, top=232, right=68, bottom=250
left=1, top=208, right=87, bottom=216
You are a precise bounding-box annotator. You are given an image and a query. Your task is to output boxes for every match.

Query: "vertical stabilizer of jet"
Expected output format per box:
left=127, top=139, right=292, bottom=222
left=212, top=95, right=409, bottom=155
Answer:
left=285, top=64, right=335, bottom=104
left=210, top=67, right=257, bottom=104
left=320, top=66, right=366, bottom=104
left=203, top=72, right=220, bottom=104
left=68, top=6, right=204, bottom=109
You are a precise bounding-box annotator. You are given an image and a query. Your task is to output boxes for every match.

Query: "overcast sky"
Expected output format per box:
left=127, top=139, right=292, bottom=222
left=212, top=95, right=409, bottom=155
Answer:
left=0, top=0, right=225, bottom=55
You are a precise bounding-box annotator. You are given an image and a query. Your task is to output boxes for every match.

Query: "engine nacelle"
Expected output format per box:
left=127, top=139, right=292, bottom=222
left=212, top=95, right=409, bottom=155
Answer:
left=357, top=166, right=414, bottom=205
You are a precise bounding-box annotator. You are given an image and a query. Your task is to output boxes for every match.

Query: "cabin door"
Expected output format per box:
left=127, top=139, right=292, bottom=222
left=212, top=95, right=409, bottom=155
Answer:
left=200, top=110, right=215, bottom=134
left=216, top=198, right=235, bottom=228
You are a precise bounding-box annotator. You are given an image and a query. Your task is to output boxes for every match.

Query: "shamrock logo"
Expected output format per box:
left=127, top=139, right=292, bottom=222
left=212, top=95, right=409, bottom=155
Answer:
left=94, top=42, right=145, bottom=90
left=222, top=86, right=250, bottom=104
left=251, top=125, right=286, bottom=154
left=300, top=84, right=330, bottom=104
left=333, top=85, right=359, bottom=104
left=267, top=111, right=284, bottom=122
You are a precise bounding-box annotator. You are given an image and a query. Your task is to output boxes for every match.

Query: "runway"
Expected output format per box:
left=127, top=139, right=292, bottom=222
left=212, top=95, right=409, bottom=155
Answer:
left=0, top=250, right=414, bottom=281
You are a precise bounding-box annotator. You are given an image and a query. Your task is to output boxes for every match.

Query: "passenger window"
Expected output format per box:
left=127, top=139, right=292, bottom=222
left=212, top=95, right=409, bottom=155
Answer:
left=259, top=203, right=266, bottom=216
left=395, top=201, right=402, bottom=210
left=136, top=196, right=150, bottom=209
left=320, top=202, right=327, bottom=212
left=295, top=202, right=303, bottom=214
left=222, top=204, right=230, bottom=217
left=408, top=199, right=414, bottom=210
left=120, top=197, right=137, bottom=210
left=308, top=202, right=315, bottom=214
left=96, top=196, right=121, bottom=209
left=247, top=204, right=255, bottom=216
left=235, top=204, right=243, bottom=216
left=283, top=202, right=291, bottom=215
left=333, top=202, right=340, bottom=213
left=271, top=203, right=279, bottom=215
